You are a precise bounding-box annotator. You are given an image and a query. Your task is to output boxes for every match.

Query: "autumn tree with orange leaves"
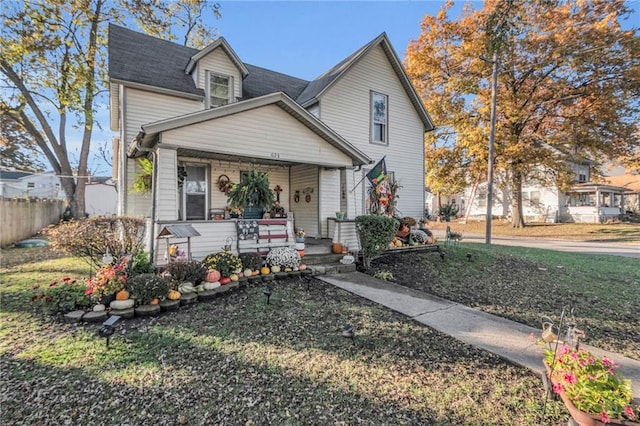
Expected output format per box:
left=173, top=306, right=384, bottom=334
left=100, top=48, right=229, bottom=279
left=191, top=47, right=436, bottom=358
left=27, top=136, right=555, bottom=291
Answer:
left=405, top=0, right=640, bottom=227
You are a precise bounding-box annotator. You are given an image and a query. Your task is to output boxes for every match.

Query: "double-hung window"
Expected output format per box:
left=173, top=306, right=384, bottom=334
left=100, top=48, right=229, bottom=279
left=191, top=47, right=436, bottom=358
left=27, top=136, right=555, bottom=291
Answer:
left=207, top=72, right=232, bottom=108
left=183, top=164, right=208, bottom=220
left=370, top=92, right=388, bottom=144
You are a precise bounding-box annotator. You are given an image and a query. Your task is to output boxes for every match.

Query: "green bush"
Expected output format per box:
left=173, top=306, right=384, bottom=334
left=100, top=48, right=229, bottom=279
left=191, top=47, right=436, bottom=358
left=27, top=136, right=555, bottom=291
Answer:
left=355, top=215, right=399, bottom=270
left=31, top=277, right=91, bottom=314
left=127, top=273, right=169, bottom=305
left=129, top=251, right=156, bottom=276
left=161, top=260, right=206, bottom=286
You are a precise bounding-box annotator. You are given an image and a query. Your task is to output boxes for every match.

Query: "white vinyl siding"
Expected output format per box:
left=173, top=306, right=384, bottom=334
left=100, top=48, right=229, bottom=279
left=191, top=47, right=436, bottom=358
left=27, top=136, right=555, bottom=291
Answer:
left=161, top=104, right=354, bottom=167
left=319, top=168, right=341, bottom=237
left=156, top=148, right=179, bottom=221
left=290, top=165, right=319, bottom=238
left=319, top=45, right=425, bottom=218
left=123, top=88, right=201, bottom=217
left=196, top=48, right=242, bottom=100
left=306, top=103, right=320, bottom=119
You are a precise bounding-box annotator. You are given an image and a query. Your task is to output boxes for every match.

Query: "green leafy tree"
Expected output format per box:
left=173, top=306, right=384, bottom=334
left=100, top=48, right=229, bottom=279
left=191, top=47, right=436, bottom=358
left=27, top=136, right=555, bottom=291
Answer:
left=406, top=0, right=640, bottom=227
left=0, top=0, right=220, bottom=218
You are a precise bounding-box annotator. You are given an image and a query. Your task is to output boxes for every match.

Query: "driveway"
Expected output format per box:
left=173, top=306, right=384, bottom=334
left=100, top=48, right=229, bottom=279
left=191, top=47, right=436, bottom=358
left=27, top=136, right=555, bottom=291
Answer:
left=434, top=232, right=640, bottom=258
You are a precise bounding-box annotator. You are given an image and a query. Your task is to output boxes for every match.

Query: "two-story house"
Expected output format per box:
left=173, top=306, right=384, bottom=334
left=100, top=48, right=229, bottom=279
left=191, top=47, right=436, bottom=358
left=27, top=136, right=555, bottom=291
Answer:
left=108, top=25, right=434, bottom=262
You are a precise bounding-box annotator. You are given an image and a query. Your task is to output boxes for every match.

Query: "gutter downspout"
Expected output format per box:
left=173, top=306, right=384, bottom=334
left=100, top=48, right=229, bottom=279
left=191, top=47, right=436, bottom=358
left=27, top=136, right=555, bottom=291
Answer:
left=134, top=135, right=157, bottom=262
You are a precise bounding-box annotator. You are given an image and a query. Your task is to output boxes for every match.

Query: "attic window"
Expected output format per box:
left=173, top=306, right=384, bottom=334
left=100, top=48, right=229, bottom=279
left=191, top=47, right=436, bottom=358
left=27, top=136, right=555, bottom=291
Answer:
left=207, top=72, right=232, bottom=108
left=370, top=91, right=388, bottom=144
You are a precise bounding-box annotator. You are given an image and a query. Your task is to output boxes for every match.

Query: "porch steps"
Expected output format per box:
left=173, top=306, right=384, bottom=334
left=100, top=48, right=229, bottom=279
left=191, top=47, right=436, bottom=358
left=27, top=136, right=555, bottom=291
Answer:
left=303, top=253, right=357, bottom=275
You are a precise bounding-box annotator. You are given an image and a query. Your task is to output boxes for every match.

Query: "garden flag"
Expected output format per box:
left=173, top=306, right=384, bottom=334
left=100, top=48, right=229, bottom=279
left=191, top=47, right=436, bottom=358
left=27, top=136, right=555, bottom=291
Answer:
left=366, top=157, right=387, bottom=186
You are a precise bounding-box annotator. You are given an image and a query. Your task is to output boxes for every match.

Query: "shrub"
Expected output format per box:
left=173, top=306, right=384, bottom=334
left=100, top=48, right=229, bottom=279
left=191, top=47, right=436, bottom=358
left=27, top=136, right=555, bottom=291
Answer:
left=161, top=260, right=206, bottom=286
left=127, top=273, right=169, bottom=305
left=31, top=277, right=91, bottom=314
left=355, top=215, right=398, bottom=270
left=45, top=216, right=146, bottom=269
left=201, top=251, right=242, bottom=277
left=239, top=252, right=263, bottom=271
left=266, top=247, right=301, bottom=268
left=85, top=261, right=128, bottom=299
left=129, top=251, right=156, bottom=276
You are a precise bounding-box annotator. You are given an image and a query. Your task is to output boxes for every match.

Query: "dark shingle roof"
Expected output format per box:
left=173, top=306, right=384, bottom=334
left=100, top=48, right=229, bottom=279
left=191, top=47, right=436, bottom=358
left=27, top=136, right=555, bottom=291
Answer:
left=0, top=170, right=32, bottom=180
left=108, top=24, right=203, bottom=97
left=242, top=64, right=309, bottom=100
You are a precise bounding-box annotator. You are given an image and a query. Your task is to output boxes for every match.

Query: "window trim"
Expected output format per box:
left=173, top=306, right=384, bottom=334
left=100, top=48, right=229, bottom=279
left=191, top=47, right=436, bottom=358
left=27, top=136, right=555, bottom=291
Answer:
left=370, top=91, right=388, bottom=145
left=205, top=70, right=233, bottom=109
left=181, top=162, right=209, bottom=221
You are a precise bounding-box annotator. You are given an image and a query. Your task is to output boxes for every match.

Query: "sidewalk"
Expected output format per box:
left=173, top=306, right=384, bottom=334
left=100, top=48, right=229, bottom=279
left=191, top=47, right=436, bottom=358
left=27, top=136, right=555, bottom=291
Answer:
left=319, top=271, right=640, bottom=398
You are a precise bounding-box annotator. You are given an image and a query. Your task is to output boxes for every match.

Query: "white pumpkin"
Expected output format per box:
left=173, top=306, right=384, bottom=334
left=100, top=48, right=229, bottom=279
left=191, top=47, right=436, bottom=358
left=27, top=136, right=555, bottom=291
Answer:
left=270, top=265, right=281, bottom=273
left=203, top=281, right=221, bottom=290
left=110, top=299, right=135, bottom=310
left=93, top=303, right=106, bottom=312
left=244, top=268, right=253, bottom=277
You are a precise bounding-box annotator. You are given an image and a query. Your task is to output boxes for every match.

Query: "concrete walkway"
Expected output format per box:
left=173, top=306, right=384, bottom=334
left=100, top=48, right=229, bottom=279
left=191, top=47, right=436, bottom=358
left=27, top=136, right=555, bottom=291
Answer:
left=319, top=271, right=640, bottom=398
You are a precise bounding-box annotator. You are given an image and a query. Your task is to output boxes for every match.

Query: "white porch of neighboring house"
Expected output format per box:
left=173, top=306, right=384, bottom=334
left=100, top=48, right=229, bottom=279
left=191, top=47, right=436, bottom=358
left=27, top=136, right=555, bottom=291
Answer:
left=560, top=183, right=630, bottom=223
left=127, top=93, right=371, bottom=264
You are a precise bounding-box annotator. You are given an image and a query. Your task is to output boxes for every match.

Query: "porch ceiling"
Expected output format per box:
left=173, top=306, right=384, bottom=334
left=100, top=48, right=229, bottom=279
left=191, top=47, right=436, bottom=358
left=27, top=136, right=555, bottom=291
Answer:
left=176, top=148, right=326, bottom=167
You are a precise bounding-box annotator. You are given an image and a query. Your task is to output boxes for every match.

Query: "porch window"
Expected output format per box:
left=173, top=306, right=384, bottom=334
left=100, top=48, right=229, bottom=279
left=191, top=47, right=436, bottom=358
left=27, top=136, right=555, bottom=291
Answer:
left=370, top=92, right=388, bottom=144
left=207, top=71, right=233, bottom=108
left=183, top=164, right=208, bottom=220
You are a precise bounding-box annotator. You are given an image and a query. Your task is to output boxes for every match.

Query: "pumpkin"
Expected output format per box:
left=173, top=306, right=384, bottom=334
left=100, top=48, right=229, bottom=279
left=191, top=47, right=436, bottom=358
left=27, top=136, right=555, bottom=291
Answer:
left=167, top=290, right=181, bottom=300
left=332, top=242, right=342, bottom=254
left=299, top=264, right=307, bottom=271
left=111, top=299, right=134, bottom=310
left=270, top=265, right=281, bottom=273
left=394, top=240, right=403, bottom=247
left=150, top=298, right=160, bottom=305
left=252, top=270, right=260, bottom=276
left=93, top=303, right=106, bottom=312
left=206, top=270, right=221, bottom=282
left=261, top=266, right=271, bottom=275
left=230, top=274, right=239, bottom=282
left=178, top=282, right=195, bottom=293
left=220, top=277, right=231, bottom=285
left=116, top=290, right=129, bottom=300
left=243, top=268, right=253, bottom=277
left=203, top=281, right=220, bottom=290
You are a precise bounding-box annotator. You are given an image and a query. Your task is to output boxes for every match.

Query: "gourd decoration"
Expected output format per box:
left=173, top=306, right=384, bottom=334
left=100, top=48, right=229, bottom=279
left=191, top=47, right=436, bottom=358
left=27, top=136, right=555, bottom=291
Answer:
left=261, top=266, right=271, bottom=275
left=206, top=270, right=221, bottom=283
left=219, top=277, right=231, bottom=285
left=243, top=268, right=253, bottom=277
left=229, top=274, right=239, bottom=282
left=116, top=290, right=130, bottom=300
left=150, top=298, right=160, bottom=305
left=167, top=290, right=181, bottom=300
left=178, top=282, right=196, bottom=294
left=299, top=264, right=307, bottom=271
left=203, top=281, right=221, bottom=290
left=270, top=265, right=281, bottom=273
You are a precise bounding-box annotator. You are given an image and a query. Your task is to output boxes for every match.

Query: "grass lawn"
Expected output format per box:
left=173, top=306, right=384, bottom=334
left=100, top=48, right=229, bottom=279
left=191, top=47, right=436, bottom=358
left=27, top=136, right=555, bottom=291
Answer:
left=428, top=220, right=640, bottom=243
left=0, top=247, right=567, bottom=425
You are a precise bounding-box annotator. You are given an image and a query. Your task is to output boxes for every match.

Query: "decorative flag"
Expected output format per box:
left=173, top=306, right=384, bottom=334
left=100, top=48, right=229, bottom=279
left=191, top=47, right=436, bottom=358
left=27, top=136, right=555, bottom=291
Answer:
left=366, top=157, right=387, bottom=186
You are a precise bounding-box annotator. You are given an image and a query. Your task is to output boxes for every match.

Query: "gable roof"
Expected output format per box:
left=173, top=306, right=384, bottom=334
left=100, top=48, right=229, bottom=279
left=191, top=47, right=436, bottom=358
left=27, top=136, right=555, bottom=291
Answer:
left=242, top=64, right=309, bottom=100
left=108, top=24, right=203, bottom=97
left=129, top=92, right=371, bottom=166
left=185, top=37, right=249, bottom=78
left=296, top=33, right=434, bottom=131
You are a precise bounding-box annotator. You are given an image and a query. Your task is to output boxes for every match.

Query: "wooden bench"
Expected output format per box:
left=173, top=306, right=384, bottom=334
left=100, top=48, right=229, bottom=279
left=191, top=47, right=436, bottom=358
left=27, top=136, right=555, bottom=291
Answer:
left=236, top=219, right=295, bottom=257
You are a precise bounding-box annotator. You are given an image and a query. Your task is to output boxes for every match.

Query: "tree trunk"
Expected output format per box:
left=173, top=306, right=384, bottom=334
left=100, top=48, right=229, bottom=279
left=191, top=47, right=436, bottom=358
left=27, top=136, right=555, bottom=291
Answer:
left=510, top=170, right=526, bottom=228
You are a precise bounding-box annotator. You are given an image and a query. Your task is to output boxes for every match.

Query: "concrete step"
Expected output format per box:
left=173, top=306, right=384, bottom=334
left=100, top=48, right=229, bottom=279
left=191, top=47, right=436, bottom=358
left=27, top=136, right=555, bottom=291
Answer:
left=310, top=262, right=356, bottom=275
left=301, top=253, right=346, bottom=265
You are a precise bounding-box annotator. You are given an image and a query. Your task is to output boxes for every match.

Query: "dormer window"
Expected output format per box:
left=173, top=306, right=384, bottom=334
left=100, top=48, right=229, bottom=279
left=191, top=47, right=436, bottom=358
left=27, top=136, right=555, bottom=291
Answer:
left=207, top=71, right=233, bottom=108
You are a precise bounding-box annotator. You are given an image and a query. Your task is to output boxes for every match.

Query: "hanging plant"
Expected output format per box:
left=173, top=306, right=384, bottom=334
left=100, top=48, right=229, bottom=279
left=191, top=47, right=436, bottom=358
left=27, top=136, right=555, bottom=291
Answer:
left=131, top=157, right=153, bottom=194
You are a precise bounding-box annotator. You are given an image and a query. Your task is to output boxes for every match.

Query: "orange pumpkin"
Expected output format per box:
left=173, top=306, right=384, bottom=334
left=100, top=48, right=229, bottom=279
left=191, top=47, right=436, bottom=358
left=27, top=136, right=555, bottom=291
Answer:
left=260, top=266, right=271, bottom=275
left=206, top=270, right=221, bottom=282
left=150, top=298, right=160, bottom=305
left=116, top=290, right=129, bottom=300
left=167, top=290, right=181, bottom=300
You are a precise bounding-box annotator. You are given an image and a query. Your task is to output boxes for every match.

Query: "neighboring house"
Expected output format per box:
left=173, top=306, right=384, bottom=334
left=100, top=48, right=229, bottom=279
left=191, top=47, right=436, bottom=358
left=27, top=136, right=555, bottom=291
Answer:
left=85, top=177, right=117, bottom=216
left=451, top=158, right=631, bottom=223
left=0, top=170, right=65, bottom=200
left=108, top=25, right=434, bottom=263
left=604, top=174, right=640, bottom=214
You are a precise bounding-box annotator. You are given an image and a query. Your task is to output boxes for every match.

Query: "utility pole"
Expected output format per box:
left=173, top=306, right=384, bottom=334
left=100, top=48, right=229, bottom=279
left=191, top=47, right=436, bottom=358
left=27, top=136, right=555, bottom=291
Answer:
left=485, top=53, right=498, bottom=245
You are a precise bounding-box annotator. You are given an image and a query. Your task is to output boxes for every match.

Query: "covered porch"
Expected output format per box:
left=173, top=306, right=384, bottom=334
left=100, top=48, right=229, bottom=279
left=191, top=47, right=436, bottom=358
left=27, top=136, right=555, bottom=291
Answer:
left=127, top=92, right=371, bottom=264
left=560, top=183, right=630, bottom=223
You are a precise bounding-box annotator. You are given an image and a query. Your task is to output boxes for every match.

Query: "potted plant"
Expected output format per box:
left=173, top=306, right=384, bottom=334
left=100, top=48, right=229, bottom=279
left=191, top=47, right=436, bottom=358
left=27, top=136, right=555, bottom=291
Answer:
left=543, top=345, right=639, bottom=425
left=227, top=170, right=275, bottom=219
